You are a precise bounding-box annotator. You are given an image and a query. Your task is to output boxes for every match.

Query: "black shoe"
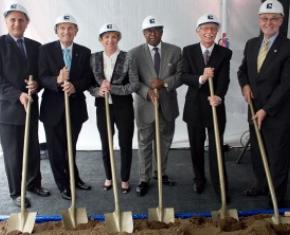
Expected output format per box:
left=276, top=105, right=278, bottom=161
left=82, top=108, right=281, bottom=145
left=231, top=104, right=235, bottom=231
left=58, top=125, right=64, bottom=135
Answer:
left=136, top=182, right=149, bottom=196
left=153, top=175, right=176, bottom=186
left=13, top=196, right=31, bottom=208
left=193, top=178, right=206, bottom=194
left=243, top=187, right=268, bottom=197
left=28, top=187, right=51, bottom=197
left=76, top=181, right=91, bottom=190
left=60, top=189, right=71, bottom=200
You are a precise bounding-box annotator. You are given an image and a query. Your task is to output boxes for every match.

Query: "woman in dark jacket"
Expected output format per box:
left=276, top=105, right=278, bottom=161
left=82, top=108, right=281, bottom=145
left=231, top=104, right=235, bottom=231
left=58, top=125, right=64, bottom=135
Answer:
left=90, top=23, right=139, bottom=193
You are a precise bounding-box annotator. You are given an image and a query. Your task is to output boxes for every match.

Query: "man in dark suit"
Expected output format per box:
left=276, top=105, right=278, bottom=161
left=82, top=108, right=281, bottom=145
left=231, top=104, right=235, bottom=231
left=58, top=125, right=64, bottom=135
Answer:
left=238, top=0, right=290, bottom=207
left=182, top=14, right=232, bottom=199
left=0, top=3, right=50, bottom=208
left=129, top=16, right=182, bottom=196
left=39, top=14, right=92, bottom=200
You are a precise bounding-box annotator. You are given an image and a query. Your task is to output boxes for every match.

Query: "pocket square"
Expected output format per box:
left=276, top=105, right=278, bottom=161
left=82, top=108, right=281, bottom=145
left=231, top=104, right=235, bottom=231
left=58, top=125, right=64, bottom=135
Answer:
left=168, top=63, right=172, bottom=66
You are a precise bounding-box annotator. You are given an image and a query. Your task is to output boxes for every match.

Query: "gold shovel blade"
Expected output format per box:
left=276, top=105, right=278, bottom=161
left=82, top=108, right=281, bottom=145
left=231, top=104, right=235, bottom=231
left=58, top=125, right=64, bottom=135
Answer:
left=7, top=211, right=37, bottom=234
left=211, top=208, right=239, bottom=221
left=105, top=210, right=133, bottom=233
left=61, top=207, right=88, bottom=230
left=148, top=207, right=175, bottom=224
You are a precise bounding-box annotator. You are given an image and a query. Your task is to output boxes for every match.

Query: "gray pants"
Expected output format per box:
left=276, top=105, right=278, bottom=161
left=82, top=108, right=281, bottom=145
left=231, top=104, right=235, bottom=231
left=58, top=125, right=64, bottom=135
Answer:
left=137, top=111, right=175, bottom=182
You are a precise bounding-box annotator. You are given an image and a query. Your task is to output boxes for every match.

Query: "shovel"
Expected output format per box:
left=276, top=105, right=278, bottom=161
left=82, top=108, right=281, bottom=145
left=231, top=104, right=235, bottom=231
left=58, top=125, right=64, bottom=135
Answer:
left=249, top=99, right=290, bottom=224
left=208, top=77, right=239, bottom=221
left=7, top=75, right=37, bottom=234
left=148, top=89, right=175, bottom=223
left=61, top=81, right=88, bottom=229
left=104, top=92, right=133, bottom=233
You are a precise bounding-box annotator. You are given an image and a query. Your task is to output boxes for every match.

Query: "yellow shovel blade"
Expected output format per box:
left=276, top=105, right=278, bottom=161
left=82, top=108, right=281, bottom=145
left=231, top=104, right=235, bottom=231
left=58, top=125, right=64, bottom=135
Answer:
left=211, top=208, right=239, bottom=221
left=7, top=211, right=37, bottom=234
left=105, top=210, right=133, bottom=233
left=61, top=207, right=88, bottom=230
left=148, top=207, right=175, bottom=224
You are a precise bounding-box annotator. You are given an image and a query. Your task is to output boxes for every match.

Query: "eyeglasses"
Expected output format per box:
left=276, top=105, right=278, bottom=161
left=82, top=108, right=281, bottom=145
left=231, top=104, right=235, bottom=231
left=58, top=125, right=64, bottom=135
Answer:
left=259, top=16, right=282, bottom=23
left=198, top=26, right=218, bottom=32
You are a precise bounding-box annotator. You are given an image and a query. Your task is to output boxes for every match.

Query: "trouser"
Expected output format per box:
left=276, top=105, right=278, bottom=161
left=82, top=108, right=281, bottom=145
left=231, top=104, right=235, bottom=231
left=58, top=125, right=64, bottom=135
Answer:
left=0, top=123, right=41, bottom=198
left=96, top=102, right=134, bottom=182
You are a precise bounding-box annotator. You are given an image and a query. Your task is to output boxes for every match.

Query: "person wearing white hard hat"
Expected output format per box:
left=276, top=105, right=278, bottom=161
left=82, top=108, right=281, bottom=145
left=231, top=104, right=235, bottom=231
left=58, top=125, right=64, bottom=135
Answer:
left=182, top=14, right=232, bottom=201
left=238, top=0, right=290, bottom=207
left=89, top=23, right=139, bottom=193
left=38, top=14, right=93, bottom=200
left=0, top=3, right=50, bottom=208
left=129, top=15, right=182, bottom=196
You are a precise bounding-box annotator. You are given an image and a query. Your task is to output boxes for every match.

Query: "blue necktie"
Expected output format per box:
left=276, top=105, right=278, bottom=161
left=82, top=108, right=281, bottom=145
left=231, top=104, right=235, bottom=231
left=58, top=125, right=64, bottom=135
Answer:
left=63, top=48, right=72, bottom=70
left=17, top=38, right=26, bottom=58
left=153, top=47, right=160, bottom=76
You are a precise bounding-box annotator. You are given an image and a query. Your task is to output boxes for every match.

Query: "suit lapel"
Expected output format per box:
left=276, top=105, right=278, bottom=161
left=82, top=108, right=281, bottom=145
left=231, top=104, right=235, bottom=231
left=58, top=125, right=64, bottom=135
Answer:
left=70, top=43, right=79, bottom=76
left=55, top=41, right=65, bottom=69
left=143, top=44, right=156, bottom=76
left=195, top=44, right=205, bottom=71
left=259, top=34, right=282, bottom=76
left=160, top=42, right=167, bottom=77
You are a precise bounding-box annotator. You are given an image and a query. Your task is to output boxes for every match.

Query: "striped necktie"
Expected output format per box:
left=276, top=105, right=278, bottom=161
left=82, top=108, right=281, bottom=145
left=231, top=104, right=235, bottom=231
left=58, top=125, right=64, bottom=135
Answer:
left=257, top=39, right=269, bottom=73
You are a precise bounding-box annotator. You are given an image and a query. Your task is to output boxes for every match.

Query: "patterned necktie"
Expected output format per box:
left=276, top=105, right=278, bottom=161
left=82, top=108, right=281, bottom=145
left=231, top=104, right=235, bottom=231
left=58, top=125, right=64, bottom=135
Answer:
left=203, top=49, right=210, bottom=66
left=153, top=47, right=161, bottom=75
left=63, top=48, right=72, bottom=70
left=17, top=38, right=26, bottom=58
left=257, top=39, right=269, bottom=72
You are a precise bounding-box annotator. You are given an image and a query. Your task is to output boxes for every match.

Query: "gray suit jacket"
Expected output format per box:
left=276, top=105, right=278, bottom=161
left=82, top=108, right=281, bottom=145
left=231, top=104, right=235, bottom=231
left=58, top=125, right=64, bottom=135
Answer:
left=129, top=42, right=182, bottom=125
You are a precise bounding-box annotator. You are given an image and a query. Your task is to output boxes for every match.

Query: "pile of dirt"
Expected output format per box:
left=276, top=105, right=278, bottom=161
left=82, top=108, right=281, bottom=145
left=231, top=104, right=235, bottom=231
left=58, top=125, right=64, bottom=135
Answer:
left=1, top=214, right=290, bottom=235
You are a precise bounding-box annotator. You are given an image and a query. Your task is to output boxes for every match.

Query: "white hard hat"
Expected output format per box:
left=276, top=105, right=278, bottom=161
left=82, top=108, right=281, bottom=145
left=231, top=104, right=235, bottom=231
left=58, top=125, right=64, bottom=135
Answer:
left=99, top=23, right=120, bottom=36
left=3, top=3, right=29, bottom=20
left=55, top=14, right=78, bottom=28
left=142, top=16, right=163, bottom=30
left=259, top=0, right=284, bottom=16
left=196, top=14, right=220, bottom=30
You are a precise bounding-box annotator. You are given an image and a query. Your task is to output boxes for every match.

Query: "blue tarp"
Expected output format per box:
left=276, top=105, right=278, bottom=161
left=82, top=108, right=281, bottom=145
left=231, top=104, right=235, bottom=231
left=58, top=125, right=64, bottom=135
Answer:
left=1, top=208, right=289, bottom=223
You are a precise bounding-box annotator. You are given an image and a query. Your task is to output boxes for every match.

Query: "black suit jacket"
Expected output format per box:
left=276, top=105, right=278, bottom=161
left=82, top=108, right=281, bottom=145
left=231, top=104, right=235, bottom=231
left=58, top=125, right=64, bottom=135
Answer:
left=39, top=41, right=93, bottom=126
left=238, top=34, right=290, bottom=128
left=0, top=34, right=40, bottom=125
left=182, top=43, right=232, bottom=127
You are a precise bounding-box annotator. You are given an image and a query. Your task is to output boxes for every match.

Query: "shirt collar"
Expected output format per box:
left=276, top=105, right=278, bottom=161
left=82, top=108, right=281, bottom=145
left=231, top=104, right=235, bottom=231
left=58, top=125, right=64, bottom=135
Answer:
left=103, top=49, right=120, bottom=59
left=263, top=32, right=278, bottom=46
left=148, top=42, right=161, bottom=52
left=200, top=43, right=215, bottom=55
left=9, top=34, right=25, bottom=42
left=60, top=42, right=73, bottom=51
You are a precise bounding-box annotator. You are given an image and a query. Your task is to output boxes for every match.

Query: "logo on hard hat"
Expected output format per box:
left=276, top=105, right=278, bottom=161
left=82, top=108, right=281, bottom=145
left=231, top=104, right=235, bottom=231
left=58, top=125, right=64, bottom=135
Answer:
left=208, top=15, right=213, bottom=20
left=149, top=18, right=155, bottom=24
left=266, top=3, right=273, bottom=9
left=11, top=4, right=17, bottom=9
left=64, top=15, right=70, bottom=20
left=107, top=24, right=112, bottom=29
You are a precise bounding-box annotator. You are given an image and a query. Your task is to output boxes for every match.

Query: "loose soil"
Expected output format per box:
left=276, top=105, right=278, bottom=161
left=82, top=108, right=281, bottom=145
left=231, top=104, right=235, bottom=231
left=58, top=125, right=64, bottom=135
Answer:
left=1, top=214, right=290, bottom=235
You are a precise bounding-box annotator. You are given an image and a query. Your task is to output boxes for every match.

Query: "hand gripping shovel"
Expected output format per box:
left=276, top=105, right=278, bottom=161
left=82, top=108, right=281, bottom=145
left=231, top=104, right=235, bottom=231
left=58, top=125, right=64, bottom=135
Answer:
left=61, top=81, right=88, bottom=229
left=7, top=75, right=37, bottom=234
left=104, top=93, right=133, bottom=233
left=249, top=99, right=290, bottom=224
left=208, top=78, right=239, bottom=221
left=148, top=89, right=175, bottom=223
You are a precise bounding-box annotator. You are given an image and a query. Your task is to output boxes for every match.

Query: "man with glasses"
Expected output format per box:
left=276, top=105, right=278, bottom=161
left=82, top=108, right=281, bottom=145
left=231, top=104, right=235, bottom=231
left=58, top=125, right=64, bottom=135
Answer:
left=129, top=16, right=182, bottom=196
left=182, top=14, right=232, bottom=201
left=238, top=0, right=290, bottom=207
left=0, top=3, right=50, bottom=208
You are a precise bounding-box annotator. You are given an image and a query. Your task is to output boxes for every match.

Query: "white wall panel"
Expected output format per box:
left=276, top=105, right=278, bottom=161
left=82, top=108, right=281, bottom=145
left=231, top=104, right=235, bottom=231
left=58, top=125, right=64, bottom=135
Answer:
left=0, top=0, right=261, bottom=149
